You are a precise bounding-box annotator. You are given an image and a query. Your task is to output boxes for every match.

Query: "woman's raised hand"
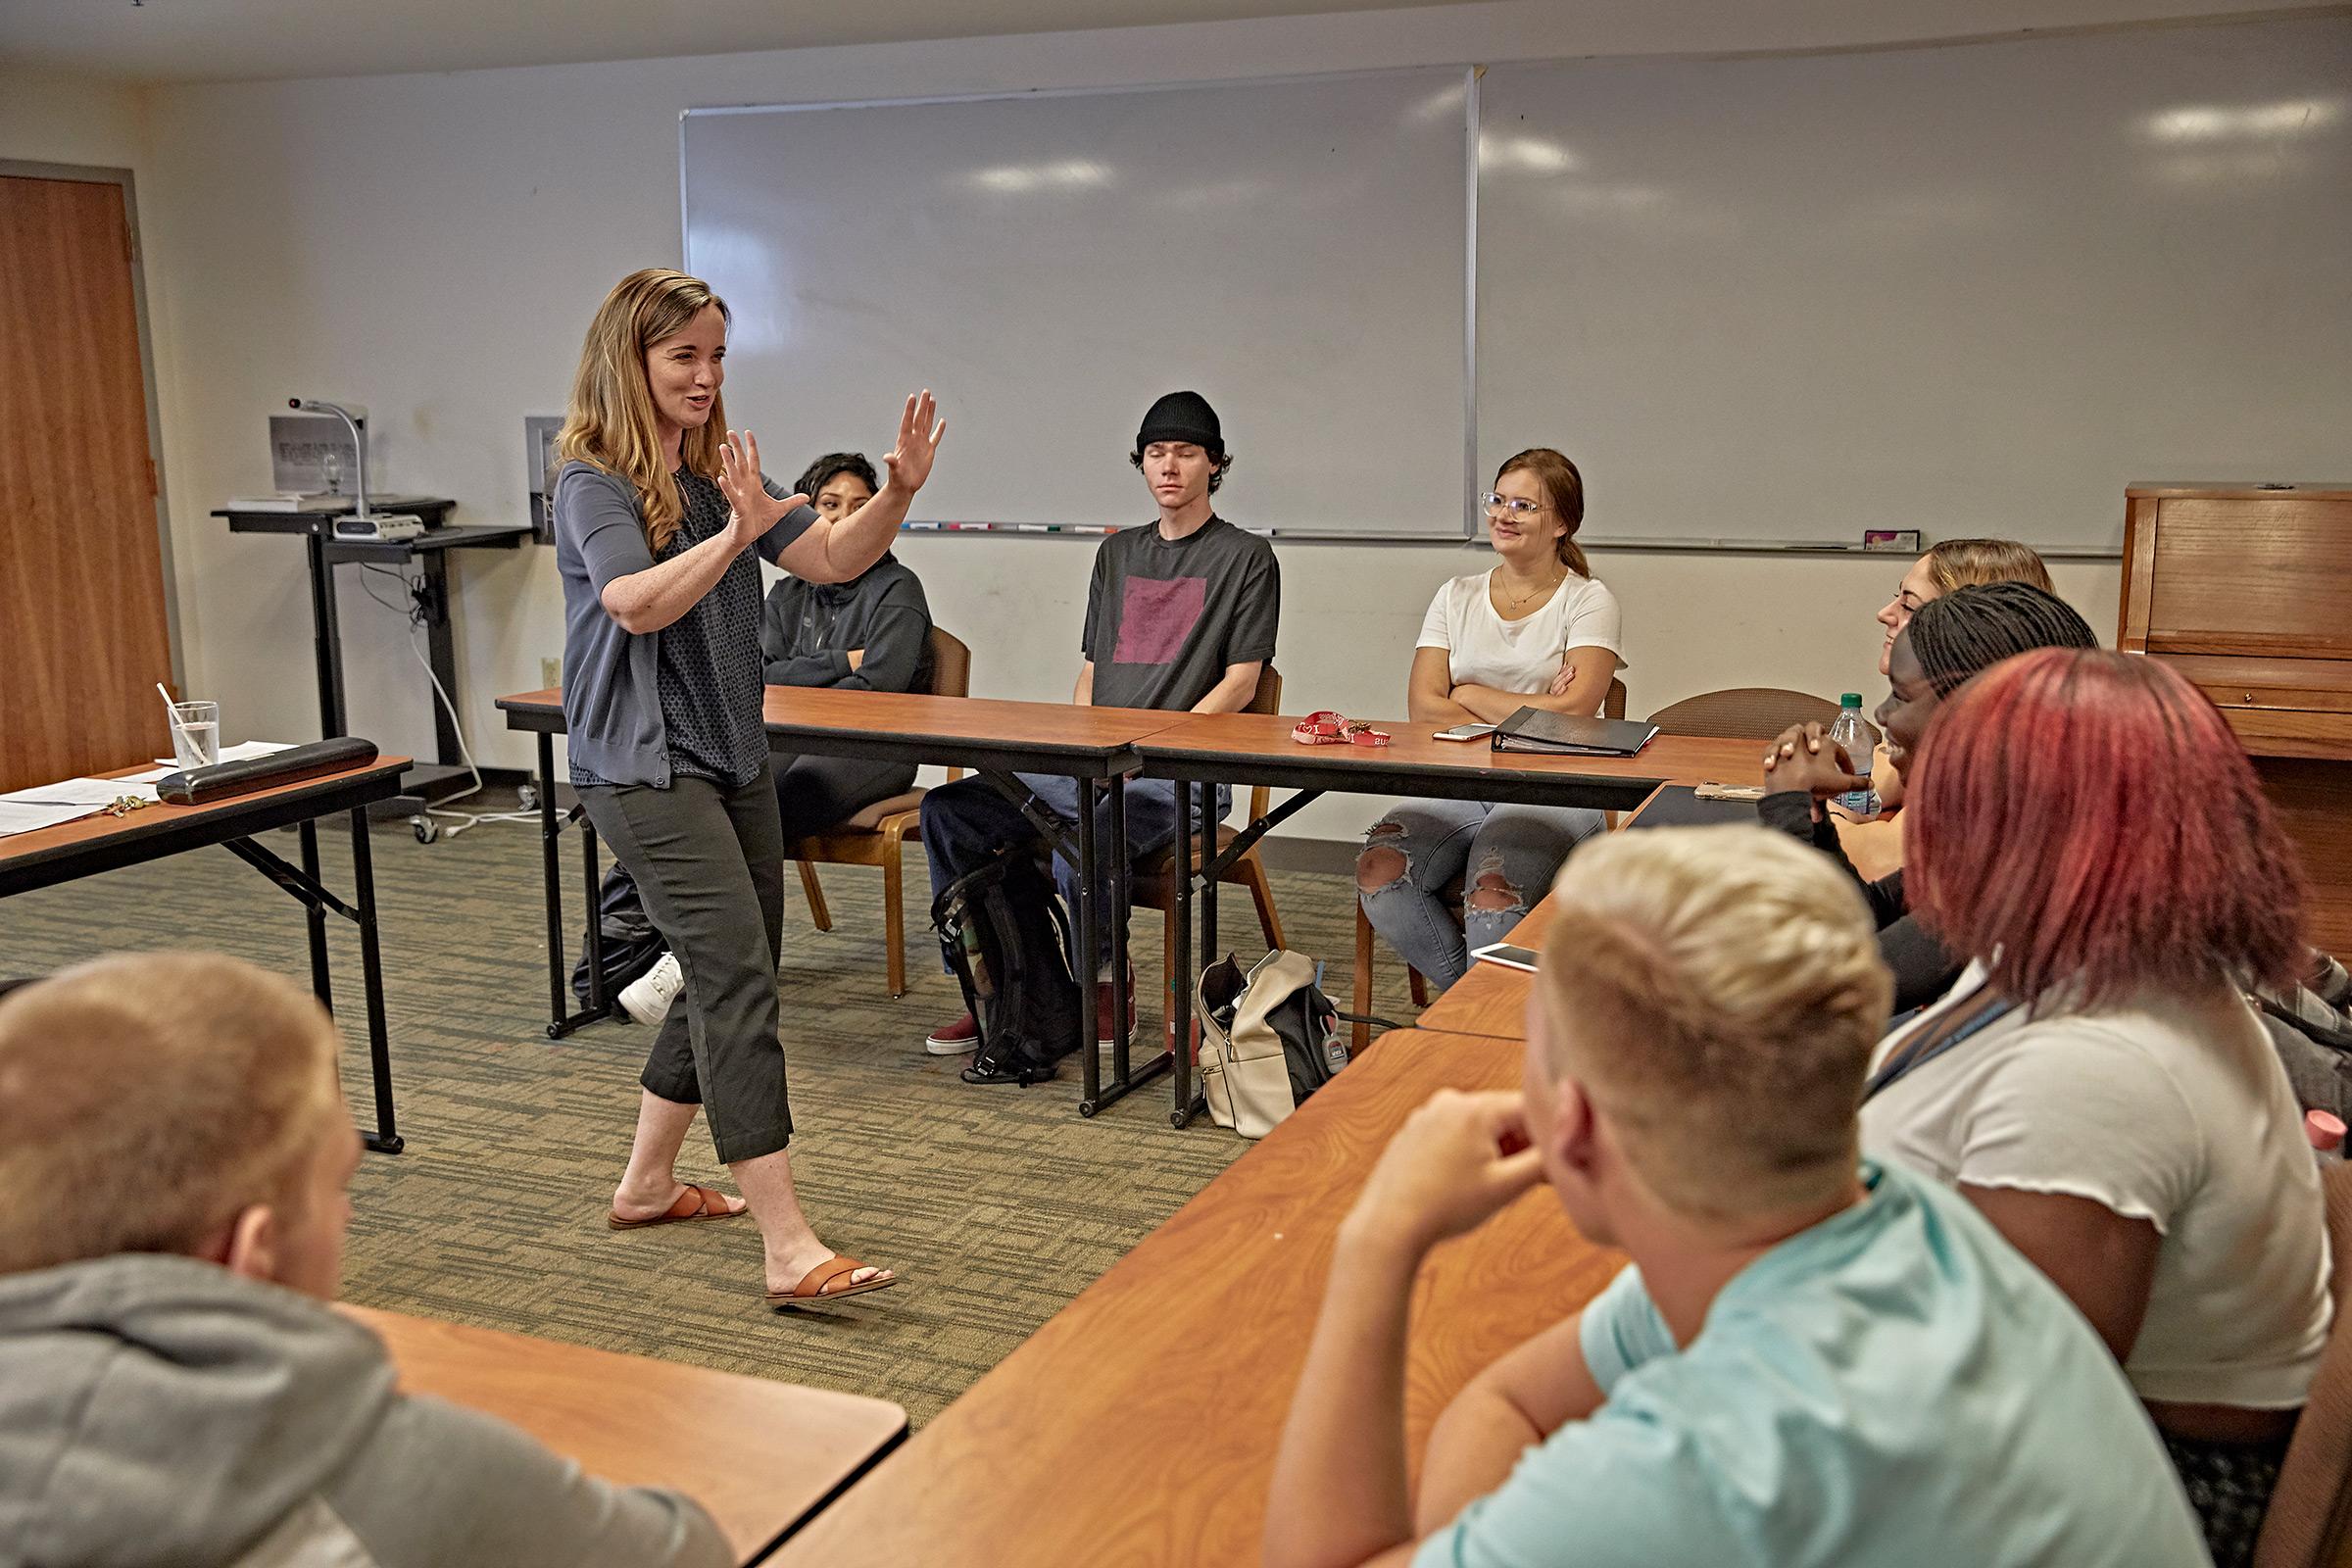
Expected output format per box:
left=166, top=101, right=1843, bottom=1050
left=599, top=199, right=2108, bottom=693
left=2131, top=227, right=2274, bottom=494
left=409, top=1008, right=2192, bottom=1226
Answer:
left=882, top=390, right=947, bottom=494
left=717, top=429, right=807, bottom=541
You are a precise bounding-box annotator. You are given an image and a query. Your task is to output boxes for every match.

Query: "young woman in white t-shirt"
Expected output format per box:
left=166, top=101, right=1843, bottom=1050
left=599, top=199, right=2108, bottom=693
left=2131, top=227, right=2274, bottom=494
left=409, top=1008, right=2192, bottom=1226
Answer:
left=1356, top=449, right=1623, bottom=991
left=1859, top=648, right=2328, bottom=1568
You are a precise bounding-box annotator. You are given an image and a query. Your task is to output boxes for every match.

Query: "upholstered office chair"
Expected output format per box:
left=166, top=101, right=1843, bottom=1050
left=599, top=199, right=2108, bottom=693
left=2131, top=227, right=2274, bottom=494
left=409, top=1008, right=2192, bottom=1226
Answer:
left=790, top=627, right=971, bottom=999
left=1349, top=677, right=1626, bottom=1052
left=2251, top=1160, right=2352, bottom=1567
left=1131, top=665, right=1288, bottom=1021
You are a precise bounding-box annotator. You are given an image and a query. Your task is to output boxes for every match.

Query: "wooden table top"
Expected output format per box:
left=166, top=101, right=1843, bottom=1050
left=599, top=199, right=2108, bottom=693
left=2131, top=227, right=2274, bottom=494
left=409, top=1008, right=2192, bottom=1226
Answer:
left=344, top=1304, right=907, bottom=1564
left=0, top=758, right=411, bottom=877
left=496, top=686, right=1189, bottom=756
left=1141, top=711, right=1766, bottom=790
left=1415, top=899, right=1553, bottom=1040
left=773, top=1028, right=1623, bottom=1567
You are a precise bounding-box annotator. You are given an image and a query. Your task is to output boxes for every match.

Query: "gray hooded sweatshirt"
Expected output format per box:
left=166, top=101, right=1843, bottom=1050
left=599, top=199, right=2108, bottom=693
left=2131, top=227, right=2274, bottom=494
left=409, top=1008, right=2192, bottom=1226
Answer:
left=0, top=1254, right=729, bottom=1568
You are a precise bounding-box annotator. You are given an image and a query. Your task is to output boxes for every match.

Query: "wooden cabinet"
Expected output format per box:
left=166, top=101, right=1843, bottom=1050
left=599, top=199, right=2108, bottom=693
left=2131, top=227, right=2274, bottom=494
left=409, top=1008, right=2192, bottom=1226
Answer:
left=2121, top=484, right=2352, bottom=954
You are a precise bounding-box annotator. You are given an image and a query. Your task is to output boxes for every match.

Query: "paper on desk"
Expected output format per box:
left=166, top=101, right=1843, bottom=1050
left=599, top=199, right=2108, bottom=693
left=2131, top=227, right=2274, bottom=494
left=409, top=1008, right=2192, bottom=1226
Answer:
left=0, top=800, right=101, bottom=838
left=1, top=777, right=162, bottom=808
left=150, top=741, right=297, bottom=767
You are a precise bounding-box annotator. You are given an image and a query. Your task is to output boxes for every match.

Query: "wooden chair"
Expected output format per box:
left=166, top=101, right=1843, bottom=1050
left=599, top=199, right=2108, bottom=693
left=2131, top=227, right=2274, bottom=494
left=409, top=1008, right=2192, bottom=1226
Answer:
left=2252, top=1159, right=2352, bottom=1568
left=1645, top=685, right=1843, bottom=741
left=1348, top=678, right=1625, bottom=1051
left=790, top=628, right=970, bottom=999
left=1132, top=666, right=1288, bottom=1018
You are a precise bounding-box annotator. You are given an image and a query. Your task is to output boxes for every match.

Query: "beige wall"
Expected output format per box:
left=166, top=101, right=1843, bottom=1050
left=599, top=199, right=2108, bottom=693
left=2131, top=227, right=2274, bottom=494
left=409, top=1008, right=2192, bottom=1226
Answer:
left=11, top=5, right=2184, bottom=838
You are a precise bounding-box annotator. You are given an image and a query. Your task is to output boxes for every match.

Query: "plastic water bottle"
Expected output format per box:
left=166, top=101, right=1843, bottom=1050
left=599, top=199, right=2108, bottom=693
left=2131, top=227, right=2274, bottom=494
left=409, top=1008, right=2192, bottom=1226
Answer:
left=1830, top=694, right=1875, bottom=815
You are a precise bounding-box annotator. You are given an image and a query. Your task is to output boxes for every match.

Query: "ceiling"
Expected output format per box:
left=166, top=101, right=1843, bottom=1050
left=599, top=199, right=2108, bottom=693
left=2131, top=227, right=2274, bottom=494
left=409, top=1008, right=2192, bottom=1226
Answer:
left=0, top=0, right=1497, bottom=84
left=0, top=0, right=2322, bottom=86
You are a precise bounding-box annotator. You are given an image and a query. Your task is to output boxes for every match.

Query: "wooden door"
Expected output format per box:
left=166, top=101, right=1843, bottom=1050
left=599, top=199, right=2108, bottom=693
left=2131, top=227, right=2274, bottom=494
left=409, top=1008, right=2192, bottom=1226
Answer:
left=0, top=172, right=172, bottom=792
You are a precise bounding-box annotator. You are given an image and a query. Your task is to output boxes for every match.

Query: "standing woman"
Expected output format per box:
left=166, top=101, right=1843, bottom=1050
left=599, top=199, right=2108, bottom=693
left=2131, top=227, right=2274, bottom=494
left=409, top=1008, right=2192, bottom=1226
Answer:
left=553, top=269, right=943, bottom=1309
left=1357, top=449, right=1623, bottom=993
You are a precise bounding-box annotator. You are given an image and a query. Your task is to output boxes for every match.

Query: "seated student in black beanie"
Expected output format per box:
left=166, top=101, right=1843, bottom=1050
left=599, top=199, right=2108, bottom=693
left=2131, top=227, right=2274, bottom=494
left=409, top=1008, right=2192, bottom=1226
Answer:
left=1758, top=580, right=2099, bottom=1013
left=614, top=451, right=936, bottom=1029
left=919, top=390, right=1279, bottom=1066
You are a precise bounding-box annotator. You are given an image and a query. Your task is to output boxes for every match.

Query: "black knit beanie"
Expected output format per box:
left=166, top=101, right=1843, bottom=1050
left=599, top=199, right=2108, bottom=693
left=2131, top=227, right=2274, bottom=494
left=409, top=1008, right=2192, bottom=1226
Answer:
left=1135, top=391, right=1223, bottom=458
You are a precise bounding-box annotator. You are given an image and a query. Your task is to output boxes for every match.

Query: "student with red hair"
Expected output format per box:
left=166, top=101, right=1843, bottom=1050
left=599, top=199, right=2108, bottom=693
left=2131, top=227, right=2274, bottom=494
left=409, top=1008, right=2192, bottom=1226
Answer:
left=1862, top=648, right=2329, bottom=1568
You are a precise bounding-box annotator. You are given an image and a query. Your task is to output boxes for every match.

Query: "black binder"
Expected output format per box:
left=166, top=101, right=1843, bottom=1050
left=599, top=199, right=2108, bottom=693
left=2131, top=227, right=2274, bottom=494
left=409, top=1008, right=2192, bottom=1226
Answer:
left=1490, top=708, right=1658, bottom=757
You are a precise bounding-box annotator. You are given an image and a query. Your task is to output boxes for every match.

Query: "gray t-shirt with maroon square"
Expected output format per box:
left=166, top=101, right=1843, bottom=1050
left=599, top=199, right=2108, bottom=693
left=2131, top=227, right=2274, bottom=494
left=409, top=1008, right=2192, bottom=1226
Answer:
left=1081, top=516, right=1280, bottom=711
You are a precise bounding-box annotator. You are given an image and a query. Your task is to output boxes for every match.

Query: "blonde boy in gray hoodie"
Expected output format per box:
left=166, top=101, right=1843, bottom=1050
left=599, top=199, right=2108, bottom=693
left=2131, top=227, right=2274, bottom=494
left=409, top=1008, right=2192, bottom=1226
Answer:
left=0, top=954, right=727, bottom=1568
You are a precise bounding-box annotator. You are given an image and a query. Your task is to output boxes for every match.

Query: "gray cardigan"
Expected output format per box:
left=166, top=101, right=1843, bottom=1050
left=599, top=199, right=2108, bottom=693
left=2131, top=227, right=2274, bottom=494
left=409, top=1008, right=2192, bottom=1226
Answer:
left=554, top=461, right=813, bottom=788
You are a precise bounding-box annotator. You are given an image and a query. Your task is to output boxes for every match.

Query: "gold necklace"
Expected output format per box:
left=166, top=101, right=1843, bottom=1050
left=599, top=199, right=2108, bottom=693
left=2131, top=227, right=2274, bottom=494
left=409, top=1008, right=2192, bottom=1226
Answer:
left=1496, top=567, right=1563, bottom=613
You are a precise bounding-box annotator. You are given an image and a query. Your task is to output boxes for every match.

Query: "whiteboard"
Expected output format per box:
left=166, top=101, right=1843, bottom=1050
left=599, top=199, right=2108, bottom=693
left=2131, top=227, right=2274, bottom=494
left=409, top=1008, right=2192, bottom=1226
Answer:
left=684, top=70, right=1471, bottom=538
left=1477, top=17, right=2352, bottom=551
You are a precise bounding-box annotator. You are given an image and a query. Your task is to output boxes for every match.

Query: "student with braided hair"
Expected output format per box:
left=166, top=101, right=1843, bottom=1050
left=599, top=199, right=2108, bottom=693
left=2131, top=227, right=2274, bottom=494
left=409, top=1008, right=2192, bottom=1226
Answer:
left=1760, top=581, right=2099, bottom=1012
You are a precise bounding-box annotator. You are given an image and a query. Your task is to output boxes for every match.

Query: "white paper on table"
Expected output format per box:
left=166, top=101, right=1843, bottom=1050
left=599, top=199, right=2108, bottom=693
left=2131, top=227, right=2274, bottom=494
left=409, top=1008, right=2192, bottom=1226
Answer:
left=151, top=741, right=298, bottom=767
left=0, top=800, right=101, bottom=838
left=0, top=777, right=162, bottom=808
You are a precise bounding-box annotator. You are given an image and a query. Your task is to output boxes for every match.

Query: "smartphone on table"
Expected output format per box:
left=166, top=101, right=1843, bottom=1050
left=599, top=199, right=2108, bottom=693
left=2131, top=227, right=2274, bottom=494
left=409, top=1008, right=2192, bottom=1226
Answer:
left=1435, top=723, right=1495, bottom=743
left=1470, top=942, right=1542, bottom=973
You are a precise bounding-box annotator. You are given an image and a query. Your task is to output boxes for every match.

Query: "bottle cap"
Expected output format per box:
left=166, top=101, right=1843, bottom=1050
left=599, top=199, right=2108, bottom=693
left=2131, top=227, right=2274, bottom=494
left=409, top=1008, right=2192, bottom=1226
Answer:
left=1840, top=693, right=1863, bottom=708
left=2306, top=1109, right=2346, bottom=1152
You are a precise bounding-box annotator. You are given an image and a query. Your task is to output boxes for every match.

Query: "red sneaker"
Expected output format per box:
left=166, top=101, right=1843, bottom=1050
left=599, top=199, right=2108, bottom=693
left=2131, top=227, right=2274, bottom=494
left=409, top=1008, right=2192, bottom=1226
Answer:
left=1096, top=975, right=1138, bottom=1049
left=925, top=1011, right=978, bottom=1056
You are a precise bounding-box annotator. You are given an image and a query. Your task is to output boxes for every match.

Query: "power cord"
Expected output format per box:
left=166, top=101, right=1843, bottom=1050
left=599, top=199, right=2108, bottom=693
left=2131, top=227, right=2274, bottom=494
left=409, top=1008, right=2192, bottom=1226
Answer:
left=360, top=564, right=537, bottom=840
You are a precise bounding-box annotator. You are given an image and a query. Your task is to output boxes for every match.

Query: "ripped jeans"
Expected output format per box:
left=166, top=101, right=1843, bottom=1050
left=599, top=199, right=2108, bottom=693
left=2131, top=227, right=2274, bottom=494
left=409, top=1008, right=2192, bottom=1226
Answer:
left=1357, top=800, right=1604, bottom=993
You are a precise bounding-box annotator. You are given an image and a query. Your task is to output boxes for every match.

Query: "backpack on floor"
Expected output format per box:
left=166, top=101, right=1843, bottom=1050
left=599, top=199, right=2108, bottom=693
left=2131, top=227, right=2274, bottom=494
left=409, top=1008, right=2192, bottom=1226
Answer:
left=932, top=846, right=1083, bottom=1086
left=1196, top=950, right=1359, bottom=1139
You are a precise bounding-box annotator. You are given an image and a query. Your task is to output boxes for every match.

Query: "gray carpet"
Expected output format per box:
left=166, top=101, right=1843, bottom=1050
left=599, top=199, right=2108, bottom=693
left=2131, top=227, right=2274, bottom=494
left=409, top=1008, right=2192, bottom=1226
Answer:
left=0, top=801, right=1418, bottom=1425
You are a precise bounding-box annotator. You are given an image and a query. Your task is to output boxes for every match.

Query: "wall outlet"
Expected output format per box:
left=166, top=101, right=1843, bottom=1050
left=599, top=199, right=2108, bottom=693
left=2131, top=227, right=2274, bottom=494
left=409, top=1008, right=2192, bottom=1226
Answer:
left=540, top=657, right=561, bottom=689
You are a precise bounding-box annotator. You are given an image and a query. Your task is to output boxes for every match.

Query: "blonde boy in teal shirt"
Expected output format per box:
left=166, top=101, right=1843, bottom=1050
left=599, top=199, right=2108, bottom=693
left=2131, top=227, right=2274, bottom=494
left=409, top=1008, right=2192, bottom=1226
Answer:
left=1267, top=825, right=2206, bottom=1568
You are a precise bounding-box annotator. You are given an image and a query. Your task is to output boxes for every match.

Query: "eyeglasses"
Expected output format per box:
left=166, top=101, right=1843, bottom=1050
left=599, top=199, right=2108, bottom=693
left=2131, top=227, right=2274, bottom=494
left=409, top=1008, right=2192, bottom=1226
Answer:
left=1480, top=492, right=1548, bottom=518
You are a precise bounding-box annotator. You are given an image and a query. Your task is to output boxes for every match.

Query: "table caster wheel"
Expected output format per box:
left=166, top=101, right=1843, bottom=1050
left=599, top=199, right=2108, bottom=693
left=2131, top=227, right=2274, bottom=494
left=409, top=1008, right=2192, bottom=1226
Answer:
left=412, top=815, right=440, bottom=844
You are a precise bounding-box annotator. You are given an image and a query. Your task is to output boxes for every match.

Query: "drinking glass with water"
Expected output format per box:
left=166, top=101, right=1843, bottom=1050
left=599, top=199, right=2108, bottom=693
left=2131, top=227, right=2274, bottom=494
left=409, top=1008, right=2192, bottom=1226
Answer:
left=172, top=701, right=221, bottom=769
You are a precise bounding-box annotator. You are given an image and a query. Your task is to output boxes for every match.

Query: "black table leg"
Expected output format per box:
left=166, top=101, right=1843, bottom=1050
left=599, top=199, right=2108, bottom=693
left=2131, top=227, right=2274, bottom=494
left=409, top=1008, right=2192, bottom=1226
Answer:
left=349, top=808, right=402, bottom=1154
left=305, top=524, right=349, bottom=738
left=1075, top=779, right=1102, bottom=1114
left=1169, top=783, right=1197, bottom=1127
left=1107, top=775, right=1132, bottom=1091
left=1186, top=781, right=1223, bottom=1126
left=298, top=817, right=332, bottom=1011
left=1200, top=780, right=1221, bottom=977
left=417, top=549, right=462, bottom=767
left=579, top=813, right=606, bottom=1015
left=537, top=734, right=566, bottom=1035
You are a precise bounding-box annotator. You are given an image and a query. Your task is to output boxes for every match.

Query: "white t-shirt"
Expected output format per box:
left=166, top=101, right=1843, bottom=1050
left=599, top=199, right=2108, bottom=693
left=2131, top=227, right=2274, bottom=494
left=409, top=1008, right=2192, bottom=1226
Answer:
left=1417, top=569, right=1623, bottom=697
left=1860, top=961, right=2332, bottom=1408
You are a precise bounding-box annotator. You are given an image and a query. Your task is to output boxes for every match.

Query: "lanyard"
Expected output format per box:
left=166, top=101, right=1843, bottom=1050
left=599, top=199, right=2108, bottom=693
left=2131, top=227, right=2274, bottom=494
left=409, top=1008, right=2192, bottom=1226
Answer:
left=1862, top=984, right=2014, bottom=1103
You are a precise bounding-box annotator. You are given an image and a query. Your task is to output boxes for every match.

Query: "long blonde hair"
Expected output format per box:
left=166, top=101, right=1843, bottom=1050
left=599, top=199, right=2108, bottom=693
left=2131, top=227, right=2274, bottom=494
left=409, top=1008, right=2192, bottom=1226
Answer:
left=557, top=269, right=731, bottom=554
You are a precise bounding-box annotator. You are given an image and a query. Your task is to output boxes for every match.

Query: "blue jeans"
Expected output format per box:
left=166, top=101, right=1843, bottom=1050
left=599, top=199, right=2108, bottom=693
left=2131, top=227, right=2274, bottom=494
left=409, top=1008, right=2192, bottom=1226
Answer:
left=920, top=772, right=1230, bottom=973
left=1357, top=800, right=1602, bottom=993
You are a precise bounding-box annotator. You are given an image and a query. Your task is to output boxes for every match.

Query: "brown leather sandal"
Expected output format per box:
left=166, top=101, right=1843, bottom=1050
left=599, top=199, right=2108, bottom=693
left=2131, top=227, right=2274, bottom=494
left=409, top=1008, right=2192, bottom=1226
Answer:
left=606, top=1183, right=747, bottom=1230
left=765, top=1254, right=900, bottom=1310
